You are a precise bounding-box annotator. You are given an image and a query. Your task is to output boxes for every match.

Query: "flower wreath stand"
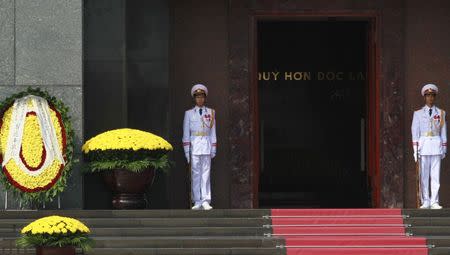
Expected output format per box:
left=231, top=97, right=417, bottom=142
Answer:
left=0, top=88, right=74, bottom=206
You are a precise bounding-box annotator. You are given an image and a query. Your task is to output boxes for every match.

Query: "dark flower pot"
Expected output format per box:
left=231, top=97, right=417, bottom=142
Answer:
left=36, top=246, right=75, bottom=255
left=102, top=169, right=155, bottom=209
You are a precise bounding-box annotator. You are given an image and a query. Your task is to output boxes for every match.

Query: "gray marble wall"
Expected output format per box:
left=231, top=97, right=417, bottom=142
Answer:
left=83, top=0, right=171, bottom=209
left=0, top=0, right=83, bottom=209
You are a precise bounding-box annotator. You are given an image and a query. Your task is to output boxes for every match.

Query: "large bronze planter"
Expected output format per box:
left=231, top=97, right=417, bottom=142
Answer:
left=102, top=169, right=155, bottom=209
left=36, top=246, right=75, bottom=255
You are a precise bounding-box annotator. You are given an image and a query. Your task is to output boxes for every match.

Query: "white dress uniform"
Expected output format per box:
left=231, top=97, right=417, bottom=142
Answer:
left=411, top=84, right=447, bottom=209
left=182, top=84, right=217, bottom=209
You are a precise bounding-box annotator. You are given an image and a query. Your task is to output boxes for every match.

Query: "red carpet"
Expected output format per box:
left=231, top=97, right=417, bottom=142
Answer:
left=273, top=226, right=406, bottom=235
left=271, top=208, right=402, bottom=217
left=271, top=209, right=428, bottom=255
left=285, top=248, right=428, bottom=255
left=272, top=217, right=404, bottom=225
left=284, top=236, right=427, bottom=246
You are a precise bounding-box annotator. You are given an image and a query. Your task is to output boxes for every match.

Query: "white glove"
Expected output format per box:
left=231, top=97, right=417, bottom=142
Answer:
left=442, top=154, right=446, bottom=160
left=211, top=153, right=216, bottom=159
left=185, top=152, right=190, bottom=164
left=413, top=145, right=419, bottom=163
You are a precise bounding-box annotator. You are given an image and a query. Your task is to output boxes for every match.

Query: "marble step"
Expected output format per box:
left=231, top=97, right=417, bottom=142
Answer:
left=0, top=209, right=270, bottom=219
left=403, top=209, right=450, bottom=218
left=0, top=247, right=284, bottom=255
left=406, top=217, right=450, bottom=226
left=429, top=247, right=450, bottom=255
left=409, top=226, right=450, bottom=236
left=426, top=236, right=450, bottom=246
left=0, top=236, right=283, bottom=249
left=0, top=226, right=269, bottom=239
left=0, top=217, right=270, bottom=228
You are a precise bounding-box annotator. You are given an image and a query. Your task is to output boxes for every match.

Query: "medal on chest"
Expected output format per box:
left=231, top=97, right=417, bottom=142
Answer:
left=433, top=114, right=441, bottom=126
left=426, top=110, right=442, bottom=136
left=201, top=111, right=214, bottom=129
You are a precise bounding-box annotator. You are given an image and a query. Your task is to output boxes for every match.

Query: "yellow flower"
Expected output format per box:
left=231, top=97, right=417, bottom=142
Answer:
left=1, top=106, right=64, bottom=158
left=0, top=105, right=66, bottom=192
left=52, top=226, right=60, bottom=234
left=67, top=226, right=77, bottom=233
left=20, top=216, right=90, bottom=235
left=82, top=128, right=173, bottom=153
left=21, top=114, right=44, bottom=168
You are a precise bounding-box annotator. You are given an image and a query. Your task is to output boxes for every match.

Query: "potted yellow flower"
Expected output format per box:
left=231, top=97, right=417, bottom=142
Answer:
left=16, top=215, right=93, bottom=255
left=82, top=128, right=173, bottom=209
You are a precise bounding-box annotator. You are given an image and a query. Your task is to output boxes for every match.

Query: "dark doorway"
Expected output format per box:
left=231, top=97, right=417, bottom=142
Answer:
left=257, top=20, right=370, bottom=208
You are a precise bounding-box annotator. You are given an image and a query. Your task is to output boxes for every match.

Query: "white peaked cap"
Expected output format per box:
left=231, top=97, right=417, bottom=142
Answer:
left=421, top=83, right=439, bottom=96
left=191, top=84, right=208, bottom=97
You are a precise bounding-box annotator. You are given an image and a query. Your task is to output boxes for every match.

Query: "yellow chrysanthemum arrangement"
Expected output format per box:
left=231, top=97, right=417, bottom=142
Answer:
left=82, top=128, right=173, bottom=172
left=0, top=87, right=75, bottom=205
left=17, top=216, right=94, bottom=252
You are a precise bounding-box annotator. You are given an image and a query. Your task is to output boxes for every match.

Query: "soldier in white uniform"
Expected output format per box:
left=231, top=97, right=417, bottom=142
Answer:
left=183, top=84, right=217, bottom=210
left=411, top=84, right=447, bottom=209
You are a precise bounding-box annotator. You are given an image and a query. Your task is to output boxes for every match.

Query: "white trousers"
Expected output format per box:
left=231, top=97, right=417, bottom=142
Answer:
left=191, top=154, right=211, bottom=205
left=420, top=155, right=441, bottom=206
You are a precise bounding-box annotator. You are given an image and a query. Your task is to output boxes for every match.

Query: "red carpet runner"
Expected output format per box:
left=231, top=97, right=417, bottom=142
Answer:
left=270, top=209, right=428, bottom=255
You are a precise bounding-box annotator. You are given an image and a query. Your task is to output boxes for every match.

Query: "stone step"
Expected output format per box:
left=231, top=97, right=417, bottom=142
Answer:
left=406, top=217, right=450, bottom=226
left=403, top=209, right=450, bottom=218
left=91, top=227, right=268, bottom=237
left=5, top=208, right=449, bottom=220
left=0, top=227, right=269, bottom=239
left=427, top=236, right=450, bottom=246
left=0, top=209, right=270, bottom=219
left=2, top=208, right=450, bottom=255
left=430, top=247, right=450, bottom=255
left=7, top=247, right=450, bottom=255
left=0, top=228, right=18, bottom=238
left=0, top=236, right=284, bottom=249
left=86, top=247, right=284, bottom=255
left=408, top=226, right=450, bottom=236
left=0, top=225, right=271, bottom=238
left=0, top=247, right=285, bottom=255
left=9, top=216, right=450, bottom=229
left=0, top=249, right=33, bottom=255
left=0, top=217, right=269, bottom=228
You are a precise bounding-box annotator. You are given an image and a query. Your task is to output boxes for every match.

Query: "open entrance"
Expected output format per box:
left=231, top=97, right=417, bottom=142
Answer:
left=256, top=19, right=376, bottom=208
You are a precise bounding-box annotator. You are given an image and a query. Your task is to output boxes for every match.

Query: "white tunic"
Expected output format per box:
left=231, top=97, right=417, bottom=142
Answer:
left=182, top=106, right=217, bottom=156
left=411, top=105, right=447, bottom=156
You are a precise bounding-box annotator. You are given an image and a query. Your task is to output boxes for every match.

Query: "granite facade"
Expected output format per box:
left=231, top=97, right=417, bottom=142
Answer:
left=0, top=0, right=14, bottom=85
left=0, top=0, right=448, bottom=209
left=0, top=0, right=83, bottom=210
left=228, top=0, right=406, bottom=208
